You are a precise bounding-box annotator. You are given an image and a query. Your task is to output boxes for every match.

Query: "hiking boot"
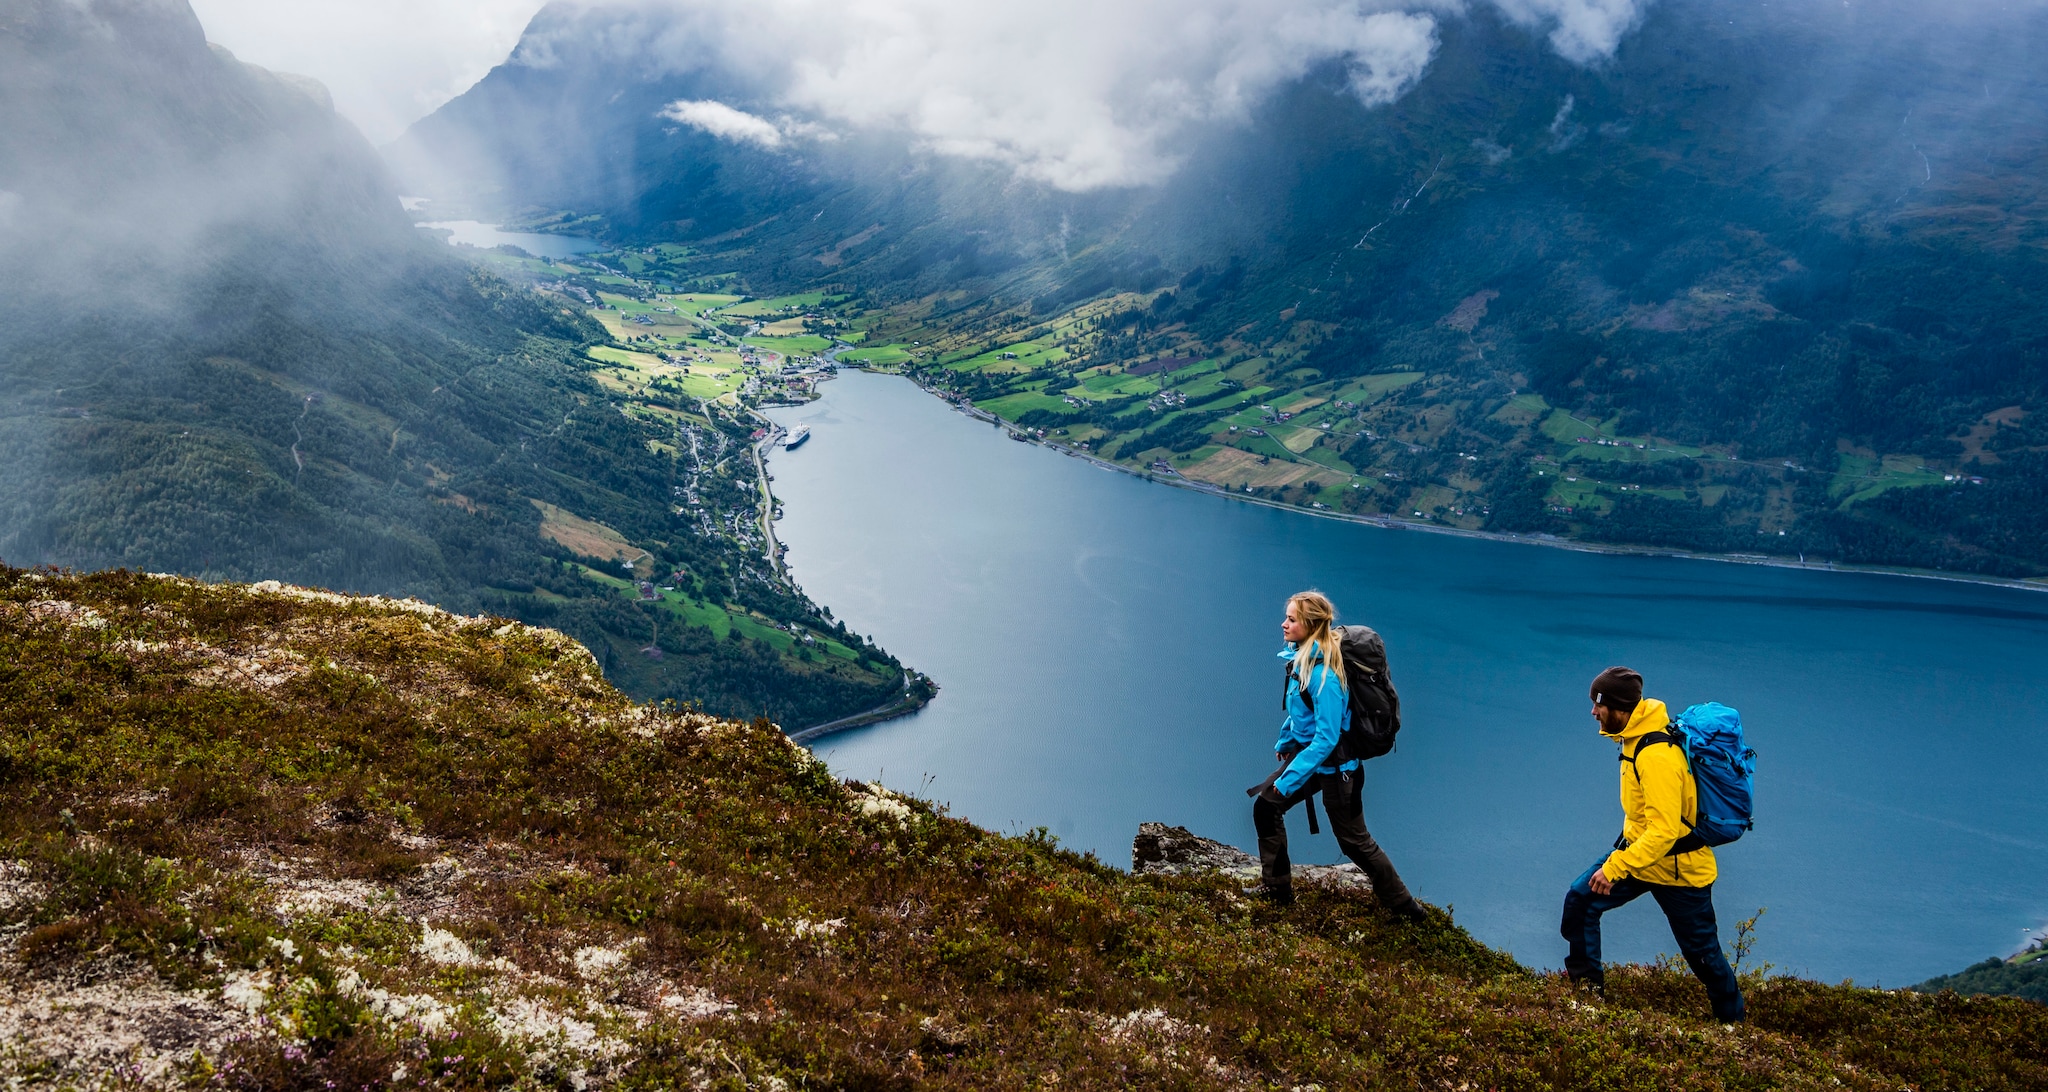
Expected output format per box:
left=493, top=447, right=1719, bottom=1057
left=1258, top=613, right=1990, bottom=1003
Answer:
left=1385, top=899, right=1429, bottom=923
left=1243, top=883, right=1294, bottom=906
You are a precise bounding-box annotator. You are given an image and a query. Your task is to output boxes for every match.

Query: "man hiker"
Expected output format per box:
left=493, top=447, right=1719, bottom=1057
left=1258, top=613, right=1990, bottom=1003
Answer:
left=1561, top=666, right=1746, bottom=1023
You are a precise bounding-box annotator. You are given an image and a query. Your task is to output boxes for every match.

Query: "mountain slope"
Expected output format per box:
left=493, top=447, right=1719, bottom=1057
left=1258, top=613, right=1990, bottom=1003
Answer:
left=0, top=0, right=903, bottom=727
left=3, top=565, right=2045, bottom=1088
left=402, top=0, right=2048, bottom=577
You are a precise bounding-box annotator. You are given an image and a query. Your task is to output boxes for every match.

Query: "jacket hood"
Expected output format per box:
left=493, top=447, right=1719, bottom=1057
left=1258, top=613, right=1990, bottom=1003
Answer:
left=1602, top=697, right=1670, bottom=742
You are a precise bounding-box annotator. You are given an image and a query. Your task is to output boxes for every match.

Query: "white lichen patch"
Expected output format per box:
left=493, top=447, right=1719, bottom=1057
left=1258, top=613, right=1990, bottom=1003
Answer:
left=0, top=860, right=44, bottom=915
left=417, top=926, right=480, bottom=966
left=249, top=580, right=448, bottom=618
left=10, top=599, right=109, bottom=630
left=852, top=782, right=913, bottom=826
left=220, top=969, right=273, bottom=1015
left=187, top=643, right=308, bottom=690
left=572, top=943, right=635, bottom=980
left=492, top=995, right=625, bottom=1062
left=335, top=968, right=456, bottom=1035
left=1096, top=1007, right=1203, bottom=1046
left=0, top=962, right=259, bottom=1086
left=659, top=985, right=736, bottom=1020
left=790, top=917, right=845, bottom=940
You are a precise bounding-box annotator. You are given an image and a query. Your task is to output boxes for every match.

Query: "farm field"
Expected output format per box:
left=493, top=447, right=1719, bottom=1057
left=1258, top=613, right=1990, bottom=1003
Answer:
left=576, top=564, right=865, bottom=660
left=840, top=344, right=912, bottom=365
left=744, top=334, right=832, bottom=356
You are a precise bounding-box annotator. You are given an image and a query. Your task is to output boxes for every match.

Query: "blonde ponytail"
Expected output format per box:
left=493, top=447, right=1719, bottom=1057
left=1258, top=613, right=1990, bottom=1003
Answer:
left=1287, top=591, right=1346, bottom=691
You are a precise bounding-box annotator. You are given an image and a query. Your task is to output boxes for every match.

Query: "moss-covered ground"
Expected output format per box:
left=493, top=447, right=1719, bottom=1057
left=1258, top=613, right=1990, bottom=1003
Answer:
left=4, top=566, right=2040, bottom=1089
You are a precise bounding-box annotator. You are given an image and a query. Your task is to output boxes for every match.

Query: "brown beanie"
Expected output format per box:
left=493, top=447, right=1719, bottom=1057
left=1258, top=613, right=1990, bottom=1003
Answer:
left=1589, top=667, right=1644, bottom=712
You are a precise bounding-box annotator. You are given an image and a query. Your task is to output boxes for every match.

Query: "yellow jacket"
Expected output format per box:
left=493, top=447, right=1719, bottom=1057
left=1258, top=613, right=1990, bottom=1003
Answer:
left=1601, top=698, right=1717, bottom=888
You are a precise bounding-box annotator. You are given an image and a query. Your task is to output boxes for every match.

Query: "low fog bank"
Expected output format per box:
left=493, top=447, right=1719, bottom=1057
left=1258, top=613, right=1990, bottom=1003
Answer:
left=0, top=0, right=589, bottom=593
left=0, top=0, right=416, bottom=315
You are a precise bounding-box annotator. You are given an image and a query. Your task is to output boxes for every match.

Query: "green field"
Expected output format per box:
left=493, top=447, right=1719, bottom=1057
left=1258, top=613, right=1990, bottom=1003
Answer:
left=586, top=345, right=663, bottom=369
left=723, top=291, right=830, bottom=317
left=951, top=338, right=1069, bottom=372
left=668, top=294, right=743, bottom=316
left=743, top=334, right=832, bottom=355
left=1075, top=370, right=1161, bottom=398
left=1831, top=453, right=1949, bottom=506
left=980, top=390, right=1082, bottom=419
left=577, top=565, right=862, bottom=660
left=1327, top=371, right=1424, bottom=403
left=841, top=344, right=913, bottom=365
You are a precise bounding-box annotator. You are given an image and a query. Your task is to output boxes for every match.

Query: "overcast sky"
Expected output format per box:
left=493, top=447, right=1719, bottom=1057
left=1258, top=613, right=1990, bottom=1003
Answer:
left=188, top=0, right=546, bottom=145
left=184, top=0, right=1654, bottom=183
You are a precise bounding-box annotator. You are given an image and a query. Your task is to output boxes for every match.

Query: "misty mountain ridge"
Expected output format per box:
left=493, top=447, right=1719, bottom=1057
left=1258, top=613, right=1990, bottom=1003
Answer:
left=401, top=0, right=2048, bottom=576
left=0, top=0, right=906, bottom=728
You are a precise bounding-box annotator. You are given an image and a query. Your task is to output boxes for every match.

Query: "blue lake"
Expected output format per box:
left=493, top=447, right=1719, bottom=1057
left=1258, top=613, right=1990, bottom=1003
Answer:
left=415, top=220, right=600, bottom=260
left=765, top=369, right=2048, bottom=987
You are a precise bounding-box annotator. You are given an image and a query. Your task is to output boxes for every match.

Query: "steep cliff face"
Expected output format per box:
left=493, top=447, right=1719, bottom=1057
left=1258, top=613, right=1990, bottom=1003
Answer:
left=1, top=565, right=2043, bottom=1088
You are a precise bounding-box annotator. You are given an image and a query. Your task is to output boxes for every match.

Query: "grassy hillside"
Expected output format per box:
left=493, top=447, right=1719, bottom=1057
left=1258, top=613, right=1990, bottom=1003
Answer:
left=1917, top=942, right=2048, bottom=1006
left=2, top=564, right=2042, bottom=1089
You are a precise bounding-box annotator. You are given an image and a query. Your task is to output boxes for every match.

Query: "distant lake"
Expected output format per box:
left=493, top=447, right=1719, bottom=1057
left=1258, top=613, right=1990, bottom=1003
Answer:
left=764, top=370, right=2048, bottom=988
left=416, top=221, right=600, bottom=260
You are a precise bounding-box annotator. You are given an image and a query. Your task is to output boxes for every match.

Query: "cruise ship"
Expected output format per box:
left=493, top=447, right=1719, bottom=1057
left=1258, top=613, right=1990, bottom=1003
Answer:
left=783, top=423, right=811, bottom=449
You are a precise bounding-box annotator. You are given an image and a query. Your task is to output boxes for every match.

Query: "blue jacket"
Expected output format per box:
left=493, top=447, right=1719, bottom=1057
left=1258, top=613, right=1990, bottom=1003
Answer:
left=1272, top=642, right=1360, bottom=796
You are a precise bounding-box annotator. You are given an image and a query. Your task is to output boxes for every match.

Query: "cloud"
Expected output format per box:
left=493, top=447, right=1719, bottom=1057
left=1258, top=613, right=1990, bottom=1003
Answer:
left=1491, top=0, right=1650, bottom=65
left=525, top=0, right=1453, bottom=190
left=769, top=0, right=1446, bottom=189
left=659, top=100, right=785, bottom=148
left=188, top=0, right=1657, bottom=184
left=187, top=0, right=547, bottom=144
left=1546, top=92, right=1584, bottom=150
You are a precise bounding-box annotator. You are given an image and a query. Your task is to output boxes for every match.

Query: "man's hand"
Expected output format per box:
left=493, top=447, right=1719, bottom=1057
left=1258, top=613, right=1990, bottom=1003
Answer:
left=1589, top=868, right=1614, bottom=895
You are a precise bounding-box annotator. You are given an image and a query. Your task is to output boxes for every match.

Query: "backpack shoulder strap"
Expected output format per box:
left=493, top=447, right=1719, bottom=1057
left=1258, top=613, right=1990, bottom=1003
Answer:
left=1620, top=731, right=1682, bottom=775
left=1619, top=731, right=1707, bottom=856
left=1284, top=659, right=1314, bottom=712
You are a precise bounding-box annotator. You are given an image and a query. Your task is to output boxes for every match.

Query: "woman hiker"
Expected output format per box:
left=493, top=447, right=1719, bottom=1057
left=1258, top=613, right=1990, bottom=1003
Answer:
left=1249, top=590, right=1425, bottom=918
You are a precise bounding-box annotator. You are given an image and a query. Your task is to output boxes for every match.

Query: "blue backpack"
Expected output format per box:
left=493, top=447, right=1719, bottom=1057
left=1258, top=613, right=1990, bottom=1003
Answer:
left=1623, top=702, right=1757, bottom=852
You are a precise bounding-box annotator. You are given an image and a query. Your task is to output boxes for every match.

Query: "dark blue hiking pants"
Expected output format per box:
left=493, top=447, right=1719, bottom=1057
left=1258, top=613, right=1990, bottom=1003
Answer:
left=1560, top=857, right=1746, bottom=1022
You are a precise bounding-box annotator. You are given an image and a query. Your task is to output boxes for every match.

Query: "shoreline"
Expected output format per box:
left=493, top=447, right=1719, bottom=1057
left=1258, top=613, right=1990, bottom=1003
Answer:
left=786, top=670, right=935, bottom=745
left=856, top=366, right=2048, bottom=597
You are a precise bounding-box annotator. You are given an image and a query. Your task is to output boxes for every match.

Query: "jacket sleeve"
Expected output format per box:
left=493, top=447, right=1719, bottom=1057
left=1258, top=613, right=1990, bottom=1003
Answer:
left=1602, top=743, right=1689, bottom=881
left=1275, top=665, right=1345, bottom=796
left=1271, top=714, right=1295, bottom=756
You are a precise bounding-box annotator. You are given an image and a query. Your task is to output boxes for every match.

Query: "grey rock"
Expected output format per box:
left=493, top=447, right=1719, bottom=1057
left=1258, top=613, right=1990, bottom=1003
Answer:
left=1131, top=822, right=1374, bottom=891
left=1132, top=823, right=1257, bottom=876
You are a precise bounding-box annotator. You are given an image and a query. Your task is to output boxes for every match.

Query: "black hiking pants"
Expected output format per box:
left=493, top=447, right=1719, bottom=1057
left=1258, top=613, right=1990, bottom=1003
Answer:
left=1561, top=856, right=1746, bottom=1022
left=1252, top=768, right=1417, bottom=911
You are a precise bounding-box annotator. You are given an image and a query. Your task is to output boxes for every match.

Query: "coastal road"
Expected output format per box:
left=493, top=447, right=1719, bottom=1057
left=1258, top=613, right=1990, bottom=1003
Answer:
left=750, top=427, right=784, bottom=579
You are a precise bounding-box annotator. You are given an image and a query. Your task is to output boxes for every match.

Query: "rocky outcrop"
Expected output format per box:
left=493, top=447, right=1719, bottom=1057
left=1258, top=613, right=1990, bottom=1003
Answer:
left=1130, top=823, right=1372, bottom=892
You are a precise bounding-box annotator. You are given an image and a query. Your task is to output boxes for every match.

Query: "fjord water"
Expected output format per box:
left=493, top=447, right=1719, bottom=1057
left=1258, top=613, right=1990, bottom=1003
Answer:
left=766, top=371, right=2048, bottom=986
left=415, top=221, right=600, bottom=259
